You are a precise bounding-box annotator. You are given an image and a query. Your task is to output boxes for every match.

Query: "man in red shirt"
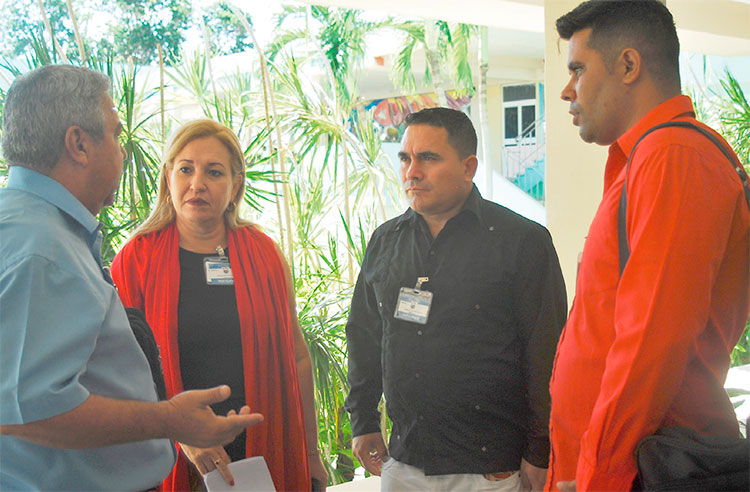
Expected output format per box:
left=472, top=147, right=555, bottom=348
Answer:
left=546, top=1, right=750, bottom=491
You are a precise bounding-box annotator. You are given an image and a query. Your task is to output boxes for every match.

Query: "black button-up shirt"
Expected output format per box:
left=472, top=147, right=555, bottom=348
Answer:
left=345, top=186, right=567, bottom=475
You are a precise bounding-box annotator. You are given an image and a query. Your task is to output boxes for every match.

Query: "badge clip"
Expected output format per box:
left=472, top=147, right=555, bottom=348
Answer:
left=204, top=246, right=233, bottom=285
left=394, top=276, right=433, bottom=325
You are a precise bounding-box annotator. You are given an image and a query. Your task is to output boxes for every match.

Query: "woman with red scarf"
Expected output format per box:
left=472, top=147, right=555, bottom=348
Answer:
left=112, top=120, right=327, bottom=491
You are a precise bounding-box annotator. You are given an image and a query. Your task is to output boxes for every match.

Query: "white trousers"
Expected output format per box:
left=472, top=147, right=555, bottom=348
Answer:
left=380, top=457, right=522, bottom=492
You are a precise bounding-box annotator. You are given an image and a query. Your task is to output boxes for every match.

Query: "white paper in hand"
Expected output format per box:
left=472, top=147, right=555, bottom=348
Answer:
left=203, top=456, right=276, bottom=492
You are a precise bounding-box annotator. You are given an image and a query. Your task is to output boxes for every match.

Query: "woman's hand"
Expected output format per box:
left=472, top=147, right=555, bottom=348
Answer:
left=180, top=407, right=252, bottom=485
left=181, top=444, right=235, bottom=486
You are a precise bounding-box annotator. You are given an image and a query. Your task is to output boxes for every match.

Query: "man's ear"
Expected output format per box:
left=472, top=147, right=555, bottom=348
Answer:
left=620, top=48, right=642, bottom=85
left=463, top=155, right=478, bottom=180
left=64, top=126, right=92, bottom=166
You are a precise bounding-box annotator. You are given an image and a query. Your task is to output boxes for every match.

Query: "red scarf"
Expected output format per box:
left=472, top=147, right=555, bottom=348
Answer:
left=112, top=222, right=310, bottom=491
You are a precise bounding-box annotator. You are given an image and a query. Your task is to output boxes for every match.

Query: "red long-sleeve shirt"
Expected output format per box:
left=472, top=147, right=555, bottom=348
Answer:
left=547, top=95, right=750, bottom=492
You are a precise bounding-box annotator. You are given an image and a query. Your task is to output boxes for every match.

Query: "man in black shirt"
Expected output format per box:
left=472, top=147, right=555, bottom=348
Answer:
left=345, top=108, right=567, bottom=491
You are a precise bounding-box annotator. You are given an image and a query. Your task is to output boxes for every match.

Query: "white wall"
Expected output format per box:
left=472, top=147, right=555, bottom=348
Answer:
left=543, top=0, right=607, bottom=303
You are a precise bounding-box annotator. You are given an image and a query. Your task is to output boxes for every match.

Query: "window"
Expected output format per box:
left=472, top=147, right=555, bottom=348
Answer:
left=505, top=107, right=519, bottom=140
left=503, top=84, right=537, bottom=146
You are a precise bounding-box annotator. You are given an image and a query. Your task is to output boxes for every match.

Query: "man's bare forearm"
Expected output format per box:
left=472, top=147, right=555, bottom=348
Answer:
left=0, top=394, right=171, bottom=448
left=0, top=386, right=263, bottom=449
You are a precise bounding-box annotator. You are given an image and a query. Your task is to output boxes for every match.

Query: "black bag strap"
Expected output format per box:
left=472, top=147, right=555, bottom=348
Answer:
left=125, top=307, right=168, bottom=401
left=618, top=121, right=750, bottom=276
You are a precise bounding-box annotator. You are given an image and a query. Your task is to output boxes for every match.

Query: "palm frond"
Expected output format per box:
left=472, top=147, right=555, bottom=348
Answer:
left=391, top=35, right=419, bottom=93
left=718, top=69, right=750, bottom=168
left=451, top=23, right=475, bottom=95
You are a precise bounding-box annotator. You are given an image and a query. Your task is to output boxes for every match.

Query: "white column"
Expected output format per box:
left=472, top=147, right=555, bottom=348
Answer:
left=543, top=0, right=607, bottom=305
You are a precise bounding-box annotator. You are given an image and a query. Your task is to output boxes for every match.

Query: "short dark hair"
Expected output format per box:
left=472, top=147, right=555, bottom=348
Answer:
left=1, top=65, right=110, bottom=173
left=556, top=0, right=680, bottom=91
left=404, top=108, right=477, bottom=159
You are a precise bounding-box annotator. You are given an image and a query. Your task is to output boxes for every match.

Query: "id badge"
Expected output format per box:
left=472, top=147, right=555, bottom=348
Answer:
left=394, top=277, right=432, bottom=324
left=204, top=257, right=234, bottom=285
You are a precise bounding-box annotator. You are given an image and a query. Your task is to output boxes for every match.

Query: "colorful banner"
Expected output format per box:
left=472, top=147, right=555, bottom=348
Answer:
left=365, top=90, right=472, bottom=129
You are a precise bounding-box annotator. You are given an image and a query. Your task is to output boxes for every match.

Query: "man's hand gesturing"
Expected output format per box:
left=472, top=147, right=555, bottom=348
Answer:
left=164, top=385, right=263, bottom=448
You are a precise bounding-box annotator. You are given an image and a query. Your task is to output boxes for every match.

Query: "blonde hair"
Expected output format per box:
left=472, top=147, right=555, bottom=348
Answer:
left=132, top=119, right=253, bottom=238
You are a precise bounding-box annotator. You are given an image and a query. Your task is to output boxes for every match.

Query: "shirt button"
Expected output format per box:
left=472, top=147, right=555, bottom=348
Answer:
left=415, top=373, right=421, bottom=379
left=474, top=304, right=480, bottom=310
left=489, top=226, right=495, bottom=231
left=417, top=330, right=423, bottom=335
left=475, top=404, right=481, bottom=410
left=397, top=434, right=401, bottom=440
left=429, top=250, right=436, bottom=256
left=378, top=302, right=383, bottom=308
left=481, top=446, right=487, bottom=452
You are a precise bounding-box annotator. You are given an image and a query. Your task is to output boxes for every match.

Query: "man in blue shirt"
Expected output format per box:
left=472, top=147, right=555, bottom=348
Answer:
left=0, top=65, right=263, bottom=491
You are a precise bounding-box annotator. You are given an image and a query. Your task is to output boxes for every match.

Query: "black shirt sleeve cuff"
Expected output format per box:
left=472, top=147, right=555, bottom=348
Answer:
left=349, top=408, right=382, bottom=438
left=523, top=438, right=550, bottom=468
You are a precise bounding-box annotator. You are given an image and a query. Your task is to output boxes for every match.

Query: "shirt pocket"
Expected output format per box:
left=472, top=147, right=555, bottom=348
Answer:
left=443, top=271, right=520, bottom=378
left=453, top=269, right=514, bottom=333
left=371, top=279, right=396, bottom=322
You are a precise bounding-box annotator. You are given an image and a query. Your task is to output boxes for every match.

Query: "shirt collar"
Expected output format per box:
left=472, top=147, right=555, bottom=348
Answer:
left=460, top=184, right=483, bottom=221
left=395, top=184, right=483, bottom=229
left=613, top=94, right=696, bottom=160
left=6, top=166, right=102, bottom=240
left=603, top=95, right=695, bottom=192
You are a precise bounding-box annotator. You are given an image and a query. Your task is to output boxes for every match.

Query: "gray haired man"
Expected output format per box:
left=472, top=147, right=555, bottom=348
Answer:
left=0, top=65, right=263, bottom=491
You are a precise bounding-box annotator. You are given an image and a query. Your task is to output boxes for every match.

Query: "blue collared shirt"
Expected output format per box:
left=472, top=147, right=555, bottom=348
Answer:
left=0, top=166, right=175, bottom=491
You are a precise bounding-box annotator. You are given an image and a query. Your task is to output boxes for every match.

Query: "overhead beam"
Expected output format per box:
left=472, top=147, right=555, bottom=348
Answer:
left=299, top=0, right=544, bottom=31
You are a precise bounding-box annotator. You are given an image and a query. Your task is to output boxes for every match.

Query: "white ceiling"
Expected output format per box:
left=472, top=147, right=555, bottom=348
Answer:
left=297, top=0, right=750, bottom=98
left=300, top=0, right=750, bottom=56
left=299, top=0, right=545, bottom=30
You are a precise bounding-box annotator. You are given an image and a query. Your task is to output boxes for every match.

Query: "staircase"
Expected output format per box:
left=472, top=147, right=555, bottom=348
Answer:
left=513, top=158, right=545, bottom=202
left=501, top=116, right=545, bottom=203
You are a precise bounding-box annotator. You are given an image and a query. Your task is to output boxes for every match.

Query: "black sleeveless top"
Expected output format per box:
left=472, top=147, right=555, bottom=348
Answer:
left=177, top=247, right=247, bottom=460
